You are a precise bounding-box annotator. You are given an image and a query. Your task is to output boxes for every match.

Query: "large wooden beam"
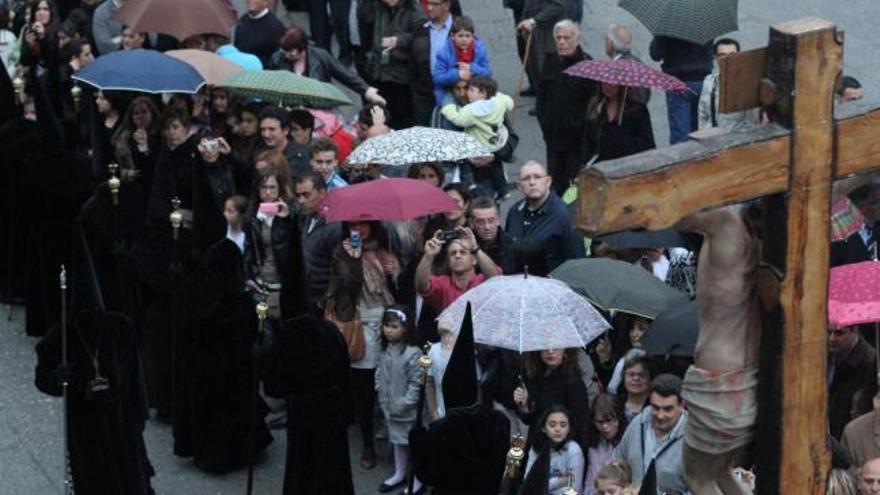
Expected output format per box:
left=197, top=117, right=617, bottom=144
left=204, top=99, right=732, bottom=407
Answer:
left=575, top=104, right=880, bottom=235
left=770, top=17, right=840, bottom=494
left=575, top=125, right=790, bottom=234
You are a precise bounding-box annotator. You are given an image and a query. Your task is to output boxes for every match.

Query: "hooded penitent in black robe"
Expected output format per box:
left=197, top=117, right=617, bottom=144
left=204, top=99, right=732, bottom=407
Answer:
left=34, top=222, right=154, bottom=495
left=17, top=68, right=91, bottom=336
left=260, top=221, right=353, bottom=494
left=132, top=131, right=200, bottom=421
left=410, top=303, right=512, bottom=495
left=181, top=237, right=273, bottom=473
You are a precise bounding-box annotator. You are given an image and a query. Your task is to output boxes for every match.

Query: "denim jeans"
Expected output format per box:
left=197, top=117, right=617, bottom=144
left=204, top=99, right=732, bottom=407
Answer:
left=665, top=79, right=704, bottom=145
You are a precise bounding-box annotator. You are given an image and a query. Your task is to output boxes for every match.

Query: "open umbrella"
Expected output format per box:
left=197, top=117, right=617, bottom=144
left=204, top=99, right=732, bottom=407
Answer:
left=345, top=126, right=493, bottom=166
left=830, top=195, right=867, bottom=242
left=437, top=274, right=610, bottom=352
left=619, top=0, right=738, bottom=45
left=594, top=228, right=694, bottom=249
left=165, top=49, right=244, bottom=85
left=317, top=178, right=461, bottom=222
left=641, top=299, right=699, bottom=357
left=114, top=0, right=237, bottom=40
left=73, top=49, right=205, bottom=94
left=550, top=258, right=689, bottom=319
left=828, top=261, right=880, bottom=328
left=564, top=58, right=690, bottom=92
left=218, top=70, right=352, bottom=108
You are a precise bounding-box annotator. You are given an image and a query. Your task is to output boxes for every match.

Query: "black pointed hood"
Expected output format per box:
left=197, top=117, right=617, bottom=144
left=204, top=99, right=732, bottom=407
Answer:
left=442, top=302, right=478, bottom=411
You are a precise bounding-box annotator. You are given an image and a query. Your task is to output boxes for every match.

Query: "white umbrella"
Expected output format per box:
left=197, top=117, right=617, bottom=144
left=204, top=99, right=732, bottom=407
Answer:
left=345, top=126, right=492, bottom=166
left=437, top=274, right=611, bottom=352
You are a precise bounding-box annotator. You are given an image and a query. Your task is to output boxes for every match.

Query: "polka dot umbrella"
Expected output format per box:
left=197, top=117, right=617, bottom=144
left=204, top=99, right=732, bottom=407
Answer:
left=828, top=261, right=880, bottom=329
left=563, top=58, right=691, bottom=93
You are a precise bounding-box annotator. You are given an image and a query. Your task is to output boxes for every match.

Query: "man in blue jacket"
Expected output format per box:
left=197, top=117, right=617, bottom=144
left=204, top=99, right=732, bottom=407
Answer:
left=505, top=160, right=584, bottom=273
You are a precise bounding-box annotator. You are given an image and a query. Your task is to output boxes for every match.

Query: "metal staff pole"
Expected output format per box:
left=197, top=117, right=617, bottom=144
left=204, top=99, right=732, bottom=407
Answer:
left=246, top=301, right=269, bottom=495
left=60, top=265, right=74, bottom=495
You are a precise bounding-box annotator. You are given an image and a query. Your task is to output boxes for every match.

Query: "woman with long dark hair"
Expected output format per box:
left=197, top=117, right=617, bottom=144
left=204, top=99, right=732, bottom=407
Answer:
left=584, top=83, right=655, bottom=163
left=114, top=96, right=161, bottom=195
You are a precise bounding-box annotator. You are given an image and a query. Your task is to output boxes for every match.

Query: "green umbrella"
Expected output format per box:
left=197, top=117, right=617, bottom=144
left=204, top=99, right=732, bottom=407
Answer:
left=550, top=258, right=689, bottom=319
left=217, top=70, right=353, bottom=109
left=619, top=0, right=738, bottom=45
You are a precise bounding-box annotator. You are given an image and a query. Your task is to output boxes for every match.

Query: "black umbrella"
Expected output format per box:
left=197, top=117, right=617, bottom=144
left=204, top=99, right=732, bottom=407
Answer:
left=593, top=228, right=695, bottom=249
left=641, top=300, right=699, bottom=357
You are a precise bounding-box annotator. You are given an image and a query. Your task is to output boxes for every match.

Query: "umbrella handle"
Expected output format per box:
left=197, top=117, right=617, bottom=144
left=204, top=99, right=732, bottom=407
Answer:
left=511, top=30, right=534, bottom=125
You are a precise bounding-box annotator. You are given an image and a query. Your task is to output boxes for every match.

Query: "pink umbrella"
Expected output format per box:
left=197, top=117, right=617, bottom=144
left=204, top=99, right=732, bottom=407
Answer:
left=166, top=49, right=244, bottom=85
left=564, top=59, right=691, bottom=92
left=318, top=178, right=461, bottom=222
left=828, top=261, right=880, bottom=328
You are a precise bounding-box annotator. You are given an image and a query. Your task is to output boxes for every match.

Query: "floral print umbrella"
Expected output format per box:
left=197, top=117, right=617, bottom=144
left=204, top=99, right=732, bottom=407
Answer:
left=564, top=58, right=691, bottom=93
left=436, top=274, right=611, bottom=353
left=345, top=126, right=492, bottom=167
left=828, top=261, right=880, bottom=328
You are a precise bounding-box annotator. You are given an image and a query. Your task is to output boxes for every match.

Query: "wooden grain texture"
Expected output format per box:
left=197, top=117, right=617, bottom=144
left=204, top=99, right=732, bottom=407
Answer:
left=575, top=128, right=790, bottom=234
left=835, top=107, right=880, bottom=177
left=770, top=18, right=840, bottom=495
left=718, top=47, right=767, bottom=113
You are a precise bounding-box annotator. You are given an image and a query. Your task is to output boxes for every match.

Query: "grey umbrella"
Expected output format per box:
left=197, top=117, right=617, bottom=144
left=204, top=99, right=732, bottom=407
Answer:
left=550, top=258, right=689, bottom=320
left=641, top=299, right=699, bottom=357
left=619, top=0, right=738, bottom=45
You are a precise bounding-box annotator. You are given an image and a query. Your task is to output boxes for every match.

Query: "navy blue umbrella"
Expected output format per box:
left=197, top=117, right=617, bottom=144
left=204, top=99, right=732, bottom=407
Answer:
left=73, top=49, right=205, bottom=94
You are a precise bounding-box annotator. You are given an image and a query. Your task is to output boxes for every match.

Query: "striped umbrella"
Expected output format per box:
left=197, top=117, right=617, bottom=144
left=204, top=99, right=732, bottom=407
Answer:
left=217, top=70, right=352, bottom=109
left=619, top=0, right=738, bottom=45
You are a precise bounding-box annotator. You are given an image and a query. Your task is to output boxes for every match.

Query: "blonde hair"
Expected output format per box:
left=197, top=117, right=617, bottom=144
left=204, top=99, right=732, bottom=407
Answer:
left=596, top=460, right=633, bottom=489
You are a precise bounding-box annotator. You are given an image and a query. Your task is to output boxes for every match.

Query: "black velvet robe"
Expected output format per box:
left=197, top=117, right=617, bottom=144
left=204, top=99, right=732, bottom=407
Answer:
left=261, top=314, right=354, bottom=495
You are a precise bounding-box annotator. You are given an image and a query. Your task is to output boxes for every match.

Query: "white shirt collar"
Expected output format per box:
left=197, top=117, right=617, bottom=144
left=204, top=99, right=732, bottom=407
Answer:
left=226, top=227, right=246, bottom=253
left=256, top=211, right=275, bottom=226
left=248, top=8, right=270, bottom=19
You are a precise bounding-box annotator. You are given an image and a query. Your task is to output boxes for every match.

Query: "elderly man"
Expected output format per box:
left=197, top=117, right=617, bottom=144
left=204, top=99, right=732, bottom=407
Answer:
left=861, top=458, right=880, bottom=495
left=697, top=38, right=759, bottom=131
left=505, top=161, right=584, bottom=273
left=416, top=226, right=501, bottom=312
left=843, top=391, right=880, bottom=468
left=604, top=24, right=650, bottom=104
left=536, top=20, right=596, bottom=196
left=467, top=196, right=517, bottom=274
left=615, top=374, right=689, bottom=494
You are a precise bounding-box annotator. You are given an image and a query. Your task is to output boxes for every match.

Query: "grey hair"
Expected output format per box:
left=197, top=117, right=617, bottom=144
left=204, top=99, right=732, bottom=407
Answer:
left=519, top=160, right=549, bottom=177
left=553, top=19, right=580, bottom=39
left=606, top=24, right=632, bottom=54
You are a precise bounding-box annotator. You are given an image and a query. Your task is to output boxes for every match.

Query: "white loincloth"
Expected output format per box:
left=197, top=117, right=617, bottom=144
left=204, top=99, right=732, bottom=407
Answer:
left=682, top=365, right=759, bottom=455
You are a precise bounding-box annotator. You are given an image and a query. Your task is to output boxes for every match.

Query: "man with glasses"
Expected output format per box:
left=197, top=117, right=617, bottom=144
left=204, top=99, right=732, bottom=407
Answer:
left=467, top=196, right=516, bottom=274
left=828, top=324, right=877, bottom=439
left=505, top=161, right=584, bottom=273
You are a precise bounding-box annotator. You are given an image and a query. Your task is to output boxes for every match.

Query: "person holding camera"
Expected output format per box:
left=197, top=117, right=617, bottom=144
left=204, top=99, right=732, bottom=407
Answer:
left=328, top=220, right=401, bottom=470
left=415, top=225, right=500, bottom=313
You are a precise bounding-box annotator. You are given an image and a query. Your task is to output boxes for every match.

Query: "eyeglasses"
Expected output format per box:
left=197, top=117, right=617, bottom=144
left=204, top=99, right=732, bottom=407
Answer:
left=625, top=371, right=648, bottom=380
left=594, top=418, right=619, bottom=428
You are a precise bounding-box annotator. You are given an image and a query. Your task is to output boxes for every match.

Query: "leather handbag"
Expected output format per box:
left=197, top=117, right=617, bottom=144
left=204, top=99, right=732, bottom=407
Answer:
left=324, top=298, right=366, bottom=362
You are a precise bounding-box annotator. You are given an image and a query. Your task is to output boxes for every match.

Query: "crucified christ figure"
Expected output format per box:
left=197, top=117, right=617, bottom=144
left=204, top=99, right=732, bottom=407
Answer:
left=676, top=205, right=763, bottom=495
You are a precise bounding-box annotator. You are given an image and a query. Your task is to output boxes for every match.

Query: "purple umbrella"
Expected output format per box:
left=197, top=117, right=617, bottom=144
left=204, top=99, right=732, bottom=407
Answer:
left=564, top=58, right=691, bottom=93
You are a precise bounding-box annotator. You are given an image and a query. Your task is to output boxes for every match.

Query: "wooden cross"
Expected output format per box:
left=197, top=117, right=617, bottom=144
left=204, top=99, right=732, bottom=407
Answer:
left=575, top=18, right=880, bottom=494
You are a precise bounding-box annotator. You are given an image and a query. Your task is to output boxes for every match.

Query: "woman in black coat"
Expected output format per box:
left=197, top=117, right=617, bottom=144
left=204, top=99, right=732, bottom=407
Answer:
left=585, top=82, right=656, bottom=163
